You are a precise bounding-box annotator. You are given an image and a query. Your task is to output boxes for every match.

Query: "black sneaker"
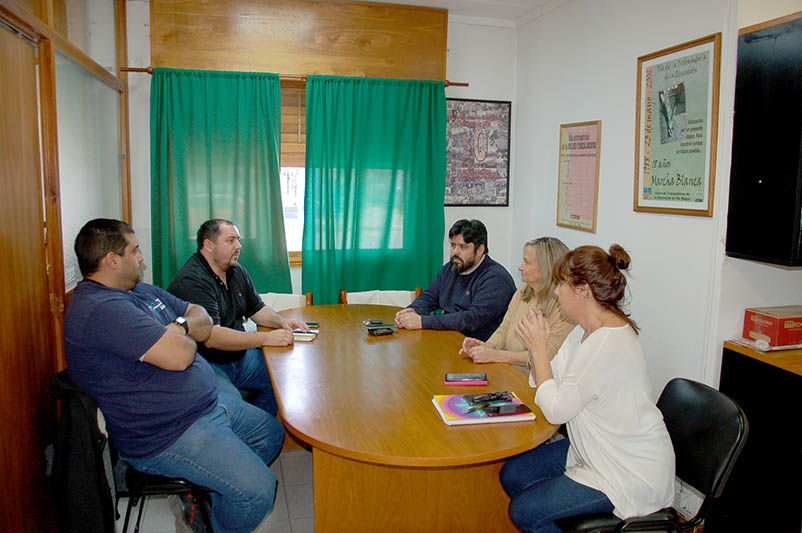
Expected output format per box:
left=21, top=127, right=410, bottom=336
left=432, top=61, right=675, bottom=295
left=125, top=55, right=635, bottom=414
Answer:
left=168, top=492, right=210, bottom=533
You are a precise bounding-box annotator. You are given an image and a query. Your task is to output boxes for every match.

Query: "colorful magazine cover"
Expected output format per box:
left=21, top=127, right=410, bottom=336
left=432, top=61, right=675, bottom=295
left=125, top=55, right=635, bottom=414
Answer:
left=431, top=391, right=535, bottom=426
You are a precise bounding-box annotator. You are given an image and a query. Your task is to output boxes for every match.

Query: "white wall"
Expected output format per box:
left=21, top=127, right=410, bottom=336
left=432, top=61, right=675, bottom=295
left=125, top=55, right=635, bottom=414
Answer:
left=512, top=0, right=802, bottom=392
left=512, top=0, right=738, bottom=392
left=738, top=0, right=800, bottom=27
left=445, top=19, right=518, bottom=276
left=127, top=0, right=152, bottom=283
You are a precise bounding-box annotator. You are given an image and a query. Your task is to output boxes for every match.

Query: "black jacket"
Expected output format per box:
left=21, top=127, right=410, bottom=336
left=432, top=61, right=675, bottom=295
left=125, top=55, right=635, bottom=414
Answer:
left=50, top=370, right=116, bottom=532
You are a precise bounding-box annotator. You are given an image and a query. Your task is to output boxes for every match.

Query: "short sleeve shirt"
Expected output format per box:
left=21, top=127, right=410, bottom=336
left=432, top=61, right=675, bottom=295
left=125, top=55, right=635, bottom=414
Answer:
left=167, top=253, right=265, bottom=364
left=64, top=280, right=218, bottom=459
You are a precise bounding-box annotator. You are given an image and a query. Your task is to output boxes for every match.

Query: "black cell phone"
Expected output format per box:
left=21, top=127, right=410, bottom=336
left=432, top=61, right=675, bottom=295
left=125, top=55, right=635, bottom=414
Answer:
left=306, top=322, right=320, bottom=327
left=483, top=404, right=531, bottom=416
left=368, top=319, right=383, bottom=324
left=367, top=327, right=394, bottom=336
left=444, top=372, right=487, bottom=382
left=464, top=391, right=513, bottom=404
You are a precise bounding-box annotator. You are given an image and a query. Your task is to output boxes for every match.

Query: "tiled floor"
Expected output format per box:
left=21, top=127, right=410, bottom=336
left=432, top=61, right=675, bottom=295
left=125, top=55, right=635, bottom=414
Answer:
left=115, top=448, right=314, bottom=533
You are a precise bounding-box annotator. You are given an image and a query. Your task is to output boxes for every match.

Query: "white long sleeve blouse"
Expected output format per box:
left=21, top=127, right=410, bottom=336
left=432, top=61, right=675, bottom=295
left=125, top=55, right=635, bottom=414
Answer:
left=533, top=325, right=675, bottom=519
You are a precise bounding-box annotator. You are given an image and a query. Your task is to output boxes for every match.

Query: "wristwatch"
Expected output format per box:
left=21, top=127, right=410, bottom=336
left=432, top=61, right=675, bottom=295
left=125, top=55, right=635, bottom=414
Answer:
left=173, top=316, right=189, bottom=335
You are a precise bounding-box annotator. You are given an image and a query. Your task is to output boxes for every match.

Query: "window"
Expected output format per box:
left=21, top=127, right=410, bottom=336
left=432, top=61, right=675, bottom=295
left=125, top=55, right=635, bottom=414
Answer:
left=56, top=50, right=121, bottom=290
left=280, top=166, right=304, bottom=253
left=281, top=82, right=305, bottom=266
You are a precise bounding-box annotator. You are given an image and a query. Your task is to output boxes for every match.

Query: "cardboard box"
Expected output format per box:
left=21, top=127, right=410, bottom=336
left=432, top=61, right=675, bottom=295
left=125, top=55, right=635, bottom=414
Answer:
left=743, top=305, right=802, bottom=348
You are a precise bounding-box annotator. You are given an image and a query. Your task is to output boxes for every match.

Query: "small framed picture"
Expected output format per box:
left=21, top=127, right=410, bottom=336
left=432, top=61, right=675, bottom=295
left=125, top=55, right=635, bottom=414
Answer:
left=445, top=98, right=511, bottom=206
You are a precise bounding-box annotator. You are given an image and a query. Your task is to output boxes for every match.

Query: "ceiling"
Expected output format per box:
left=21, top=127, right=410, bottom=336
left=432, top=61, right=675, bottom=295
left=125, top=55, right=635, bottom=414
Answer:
left=368, top=0, right=563, bottom=26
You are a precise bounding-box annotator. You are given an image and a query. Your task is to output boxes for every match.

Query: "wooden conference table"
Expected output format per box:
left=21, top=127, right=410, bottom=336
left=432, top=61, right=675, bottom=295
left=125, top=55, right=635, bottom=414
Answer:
left=262, top=304, right=557, bottom=532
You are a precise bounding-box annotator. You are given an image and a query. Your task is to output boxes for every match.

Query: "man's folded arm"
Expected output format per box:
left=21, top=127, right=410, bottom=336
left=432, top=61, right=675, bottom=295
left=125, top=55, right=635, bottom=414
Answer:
left=142, top=303, right=212, bottom=371
left=142, top=326, right=198, bottom=371
left=185, top=303, right=213, bottom=342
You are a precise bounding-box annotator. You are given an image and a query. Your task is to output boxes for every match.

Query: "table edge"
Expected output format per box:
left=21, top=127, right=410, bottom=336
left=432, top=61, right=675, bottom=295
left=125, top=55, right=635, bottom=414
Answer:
left=279, top=416, right=555, bottom=467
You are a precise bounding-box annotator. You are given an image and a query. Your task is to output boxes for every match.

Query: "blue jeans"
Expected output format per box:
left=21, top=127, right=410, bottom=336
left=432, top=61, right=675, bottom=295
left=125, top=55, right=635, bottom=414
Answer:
left=500, top=438, right=614, bottom=533
left=124, top=388, right=285, bottom=533
left=212, top=348, right=278, bottom=416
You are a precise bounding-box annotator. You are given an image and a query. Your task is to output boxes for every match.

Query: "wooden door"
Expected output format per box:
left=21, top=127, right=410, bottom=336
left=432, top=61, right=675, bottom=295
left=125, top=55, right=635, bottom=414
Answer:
left=0, top=25, right=59, bottom=532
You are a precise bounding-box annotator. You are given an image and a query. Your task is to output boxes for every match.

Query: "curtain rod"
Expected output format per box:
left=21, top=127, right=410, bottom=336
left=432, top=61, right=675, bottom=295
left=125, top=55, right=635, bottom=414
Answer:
left=119, top=67, right=468, bottom=87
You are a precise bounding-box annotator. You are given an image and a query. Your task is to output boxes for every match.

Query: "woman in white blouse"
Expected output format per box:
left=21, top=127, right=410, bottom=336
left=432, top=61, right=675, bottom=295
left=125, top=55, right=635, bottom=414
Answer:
left=499, top=244, right=675, bottom=533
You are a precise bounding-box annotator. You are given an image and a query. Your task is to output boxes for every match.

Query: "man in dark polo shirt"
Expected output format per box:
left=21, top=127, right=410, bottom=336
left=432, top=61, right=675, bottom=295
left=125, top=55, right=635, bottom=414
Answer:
left=395, top=219, right=516, bottom=341
left=168, top=219, right=307, bottom=416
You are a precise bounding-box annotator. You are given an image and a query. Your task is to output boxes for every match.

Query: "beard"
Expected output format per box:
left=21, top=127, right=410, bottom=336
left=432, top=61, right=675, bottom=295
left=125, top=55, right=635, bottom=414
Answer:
left=450, top=255, right=475, bottom=274
left=214, top=252, right=240, bottom=272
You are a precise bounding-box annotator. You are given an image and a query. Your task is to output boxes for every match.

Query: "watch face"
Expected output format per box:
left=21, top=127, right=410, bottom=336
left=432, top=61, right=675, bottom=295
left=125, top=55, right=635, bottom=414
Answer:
left=174, top=317, right=189, bottom=333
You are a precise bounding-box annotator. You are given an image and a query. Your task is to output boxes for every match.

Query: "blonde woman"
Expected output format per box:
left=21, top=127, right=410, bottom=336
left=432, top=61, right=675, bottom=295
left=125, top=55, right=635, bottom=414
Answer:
left=460, top=237, right=574, bottom=373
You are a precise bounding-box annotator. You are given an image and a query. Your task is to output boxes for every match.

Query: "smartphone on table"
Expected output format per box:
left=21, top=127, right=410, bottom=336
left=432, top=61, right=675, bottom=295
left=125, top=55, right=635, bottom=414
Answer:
left=444, top=372, right=488, bottom=386
left=483, top=404, right=531, bottom=416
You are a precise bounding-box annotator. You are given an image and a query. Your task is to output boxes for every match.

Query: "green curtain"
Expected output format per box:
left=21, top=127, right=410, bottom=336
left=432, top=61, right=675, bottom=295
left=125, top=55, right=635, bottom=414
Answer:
left=151, top=68, right=291, bottom=293
left=302, top=76, right=446, bottom=304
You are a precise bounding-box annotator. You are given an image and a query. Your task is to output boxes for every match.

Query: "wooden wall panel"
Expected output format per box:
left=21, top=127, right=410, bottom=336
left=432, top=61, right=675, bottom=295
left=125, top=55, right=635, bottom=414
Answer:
left=151, top=0, right=448, bottom=80
left=15, top=0, right=35, bottom=16
left=0, top=25, right=58, bottom=533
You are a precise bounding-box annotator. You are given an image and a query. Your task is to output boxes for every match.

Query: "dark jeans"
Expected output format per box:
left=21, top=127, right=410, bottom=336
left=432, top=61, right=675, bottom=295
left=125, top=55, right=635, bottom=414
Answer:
left=500, top=438, right=614, bottom=533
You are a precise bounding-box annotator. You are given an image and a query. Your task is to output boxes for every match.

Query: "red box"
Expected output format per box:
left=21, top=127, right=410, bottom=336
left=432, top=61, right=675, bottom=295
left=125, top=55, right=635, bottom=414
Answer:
left=743, top=305, right=802, bottom=347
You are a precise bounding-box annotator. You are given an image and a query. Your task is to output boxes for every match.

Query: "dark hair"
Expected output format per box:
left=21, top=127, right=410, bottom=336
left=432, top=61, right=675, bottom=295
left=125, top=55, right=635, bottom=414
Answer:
left=197, top=218, right=235, bottom=251
left=552, top=244, right=639, bottom=333
left=74, top=218, right=135, bottom=276
left=448, top=219, right=489, bottom=254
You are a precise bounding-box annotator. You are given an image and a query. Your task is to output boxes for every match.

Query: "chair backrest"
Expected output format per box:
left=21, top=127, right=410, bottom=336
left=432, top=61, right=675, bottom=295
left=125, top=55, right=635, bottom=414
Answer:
left=50, top=370, right=117, bottom=531
left=340, top=288, right=422, bottom=307
left=261, top=292, right=312, bottom=311
left=657, top=378, right=749, bottom=510
left=242, top=293, right=311, bottom=332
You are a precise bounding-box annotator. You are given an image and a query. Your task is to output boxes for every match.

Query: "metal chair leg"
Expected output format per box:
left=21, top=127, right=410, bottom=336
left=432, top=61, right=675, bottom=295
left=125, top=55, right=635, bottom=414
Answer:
left=122, top=494, right=137, bottom=533
left=133, top=495, right=147, bottom=533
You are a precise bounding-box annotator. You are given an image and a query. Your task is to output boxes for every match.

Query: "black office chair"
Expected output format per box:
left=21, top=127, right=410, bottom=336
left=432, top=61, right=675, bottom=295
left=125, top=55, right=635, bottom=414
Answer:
left=555, top=378, right=749, bottom=533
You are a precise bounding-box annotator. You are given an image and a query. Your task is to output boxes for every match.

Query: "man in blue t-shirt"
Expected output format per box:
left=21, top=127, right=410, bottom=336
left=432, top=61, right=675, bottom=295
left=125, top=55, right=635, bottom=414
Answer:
left=395, top=219, right=516, bottom=341
left=64, top=219, right=284, bottom=533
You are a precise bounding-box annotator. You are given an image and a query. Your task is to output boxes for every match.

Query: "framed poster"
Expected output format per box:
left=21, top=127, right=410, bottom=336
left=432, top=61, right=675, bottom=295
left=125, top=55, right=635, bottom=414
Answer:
left=634, top=33, right=721, bottom=216
left=445, top=98, right=511, bottom=206
left=557, top=121, right=601, bottom=232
